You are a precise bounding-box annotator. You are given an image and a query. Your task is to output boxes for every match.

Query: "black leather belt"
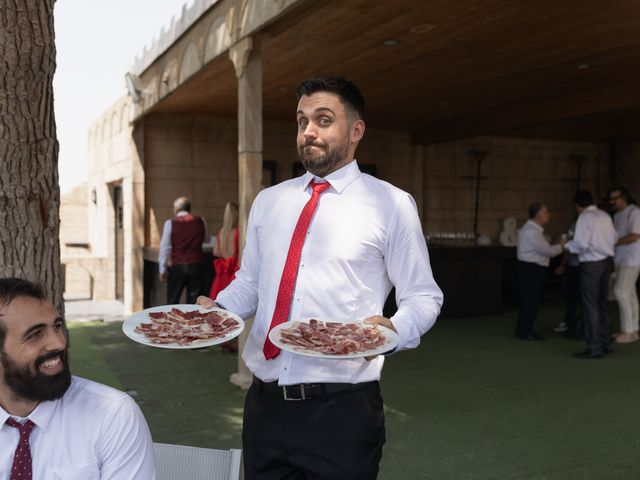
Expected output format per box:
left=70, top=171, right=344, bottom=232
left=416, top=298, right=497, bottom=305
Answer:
left=254, top=377, right=378, bottom=401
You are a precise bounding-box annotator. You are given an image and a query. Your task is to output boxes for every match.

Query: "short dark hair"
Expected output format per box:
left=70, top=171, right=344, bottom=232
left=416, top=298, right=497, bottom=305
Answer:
left=573, top=190, right=594, bottom=208
left=610, top=186, right=636, bottom=205
left=0, top=278, right=47, bottom=349
left=295, top=76, right=365, bottom=120
left=528, top=202, right=544, bottom=219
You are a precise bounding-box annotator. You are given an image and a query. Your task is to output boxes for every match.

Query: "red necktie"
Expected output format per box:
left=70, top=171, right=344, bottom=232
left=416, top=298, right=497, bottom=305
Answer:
left=263, top=180, right=331, bottom=359
left=6, top=418, right=35, bottom=480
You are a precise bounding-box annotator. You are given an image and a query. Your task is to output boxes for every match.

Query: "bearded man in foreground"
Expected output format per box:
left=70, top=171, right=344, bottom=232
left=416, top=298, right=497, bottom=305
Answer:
left=0, top=277, right=156, bottom=479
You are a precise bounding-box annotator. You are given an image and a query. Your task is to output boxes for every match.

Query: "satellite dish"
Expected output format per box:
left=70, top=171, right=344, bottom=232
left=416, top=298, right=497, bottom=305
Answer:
left=124, top=72, right=143, bottom=103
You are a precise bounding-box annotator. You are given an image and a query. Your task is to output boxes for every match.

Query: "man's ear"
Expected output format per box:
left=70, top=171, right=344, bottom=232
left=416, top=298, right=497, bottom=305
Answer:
left=351, top=119, right=365, bottom=143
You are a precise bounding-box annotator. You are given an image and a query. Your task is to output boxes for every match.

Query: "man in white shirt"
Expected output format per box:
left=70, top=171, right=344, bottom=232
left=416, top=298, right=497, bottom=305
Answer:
left=609, top=187, right=640, bottom=343
left=0, top=278, right=156, bottom=479
left=565, top=190, right=618, bottom=359
left=198, top=76, right=443, bottom=479
left=516, top=203, right=564, bottom=340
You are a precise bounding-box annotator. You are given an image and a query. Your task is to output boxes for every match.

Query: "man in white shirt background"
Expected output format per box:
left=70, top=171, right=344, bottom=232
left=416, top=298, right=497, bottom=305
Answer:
left=609, top=186, right=640, bottom=344
left=565, top=190, right=618, bottom=359
left=198, top=76, right=443, bottom=479
left=516, top=202, right=565, bottom=340
left=0, top=278, right=156, bottom=479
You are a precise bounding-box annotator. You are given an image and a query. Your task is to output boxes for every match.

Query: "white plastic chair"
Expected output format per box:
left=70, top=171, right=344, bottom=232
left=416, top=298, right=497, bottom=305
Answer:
left=153, top=443, right=242, bottom=480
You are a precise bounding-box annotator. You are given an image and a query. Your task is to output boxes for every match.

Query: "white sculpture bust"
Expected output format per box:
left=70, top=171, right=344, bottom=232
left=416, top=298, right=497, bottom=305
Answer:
left=499, top=217, right=518, bottom=246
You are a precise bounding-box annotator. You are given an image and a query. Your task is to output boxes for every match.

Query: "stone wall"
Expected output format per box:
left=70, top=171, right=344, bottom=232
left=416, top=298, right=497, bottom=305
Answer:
left=423, top=136, right=612, bottom=242
left=614, top=142, right=640, bottom=197
left=59, top=183, right=91, bottom=298
left=83, top=96, right=145, bottom=312
left=144, top=114, right=238, bottom=247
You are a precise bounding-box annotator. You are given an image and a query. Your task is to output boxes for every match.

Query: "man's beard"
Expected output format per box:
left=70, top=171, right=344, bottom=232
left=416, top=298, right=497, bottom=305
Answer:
left=1, top=349, right=71, bottom=402
left=297, top=136, right=350, bottom=177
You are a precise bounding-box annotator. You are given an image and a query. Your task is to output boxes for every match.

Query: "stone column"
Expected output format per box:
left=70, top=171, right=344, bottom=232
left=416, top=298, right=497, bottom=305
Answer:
left=129, top=118, right=146, bottom=314
left=229, top=36, right=262, bottom=390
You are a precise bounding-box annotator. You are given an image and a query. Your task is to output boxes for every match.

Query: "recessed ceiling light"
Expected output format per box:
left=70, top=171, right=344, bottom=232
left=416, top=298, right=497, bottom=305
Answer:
left=382, top=39, right=399, bottom=46
left=410, top=23, right=435, bottom=34
left=577, top=64, right=589, bottom=70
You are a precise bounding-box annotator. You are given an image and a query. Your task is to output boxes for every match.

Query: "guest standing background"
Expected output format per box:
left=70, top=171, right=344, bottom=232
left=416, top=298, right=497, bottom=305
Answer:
left=210, top=201, right=240, bottom=299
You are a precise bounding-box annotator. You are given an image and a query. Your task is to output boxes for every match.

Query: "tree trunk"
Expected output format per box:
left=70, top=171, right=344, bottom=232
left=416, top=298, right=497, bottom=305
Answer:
left=0, top=0, right=63, bottom=313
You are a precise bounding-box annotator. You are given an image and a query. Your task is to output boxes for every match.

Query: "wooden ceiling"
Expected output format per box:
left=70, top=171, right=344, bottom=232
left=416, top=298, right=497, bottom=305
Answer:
left=152, top=0, right=640, bottom=144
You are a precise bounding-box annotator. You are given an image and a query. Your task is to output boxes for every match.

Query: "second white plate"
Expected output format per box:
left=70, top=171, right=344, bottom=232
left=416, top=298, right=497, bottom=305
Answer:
left=268, top=318, right=398, bottom=359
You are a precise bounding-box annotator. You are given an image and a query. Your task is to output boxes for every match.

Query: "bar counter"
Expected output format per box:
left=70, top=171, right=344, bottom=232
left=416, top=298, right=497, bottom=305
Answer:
left=428, top=245, right=517, bottom=317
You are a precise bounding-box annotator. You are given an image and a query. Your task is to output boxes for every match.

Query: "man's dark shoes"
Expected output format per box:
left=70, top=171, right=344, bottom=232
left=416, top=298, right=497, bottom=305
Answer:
left=517, top=333, right=546, bottom=341
left=571, top=349, right=603, bottom=359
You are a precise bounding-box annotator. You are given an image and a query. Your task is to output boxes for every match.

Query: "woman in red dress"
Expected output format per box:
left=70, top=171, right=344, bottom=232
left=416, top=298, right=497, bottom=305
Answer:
left=210, top=202, right=240, bottom=352
left=210, top=201, right=239, bottom=298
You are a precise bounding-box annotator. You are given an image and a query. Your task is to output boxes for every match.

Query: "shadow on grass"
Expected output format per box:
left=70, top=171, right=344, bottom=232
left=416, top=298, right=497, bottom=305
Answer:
left=69, top=321, right=245, bottom=450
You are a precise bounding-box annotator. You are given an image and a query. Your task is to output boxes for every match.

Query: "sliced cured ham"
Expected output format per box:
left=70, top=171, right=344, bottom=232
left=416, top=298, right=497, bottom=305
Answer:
left=134, top=307, right=241, bottom=345
left=277, top=319, right=389, bottom=355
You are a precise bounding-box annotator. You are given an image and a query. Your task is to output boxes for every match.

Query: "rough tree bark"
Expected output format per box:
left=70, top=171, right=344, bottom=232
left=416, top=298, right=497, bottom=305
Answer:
left=0, top=0, right=63, bottom=313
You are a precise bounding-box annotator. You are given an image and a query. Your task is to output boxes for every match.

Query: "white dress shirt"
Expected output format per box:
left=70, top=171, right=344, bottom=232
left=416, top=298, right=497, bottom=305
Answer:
left=614, top=204, right=640, bottom=266
left=216, top=160, right=443, bottom=385
left=516, top=219, right=563, bottom=267
left=158, top=211, right=209, bottom=275
left=0, top=376, right=155, bottom=480
left=566, top=205, right=617, bottom=262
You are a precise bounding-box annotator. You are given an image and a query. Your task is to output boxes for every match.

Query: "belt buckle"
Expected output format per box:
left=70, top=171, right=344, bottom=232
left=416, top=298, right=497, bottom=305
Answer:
left=282, top=384, right=305, bottom=401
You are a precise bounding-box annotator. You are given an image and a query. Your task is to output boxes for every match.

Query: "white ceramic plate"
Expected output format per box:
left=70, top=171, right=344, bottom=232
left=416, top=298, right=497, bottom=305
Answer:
left=122, top=304, right=244, bottom=349
left=268, top=318, right=399, bottom=359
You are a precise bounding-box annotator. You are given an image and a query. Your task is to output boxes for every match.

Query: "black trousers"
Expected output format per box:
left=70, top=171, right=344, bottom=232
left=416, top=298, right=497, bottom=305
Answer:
left=166, top=263, right=204, bottom=304
left=242, top=378, right=386, bottom=480
left=580, top=259, right=613, bottom=355
left=516, top=261, right=547, bottom=337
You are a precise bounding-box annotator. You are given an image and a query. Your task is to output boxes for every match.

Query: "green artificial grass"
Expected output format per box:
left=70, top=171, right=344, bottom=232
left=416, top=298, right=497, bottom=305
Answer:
left=67, top=301, right=640, bottom=479
left=68, top=321, right=123, bottom=390
left=82, top=322, right=245, bottom=450
left=380, top=303, right=640, bottom=479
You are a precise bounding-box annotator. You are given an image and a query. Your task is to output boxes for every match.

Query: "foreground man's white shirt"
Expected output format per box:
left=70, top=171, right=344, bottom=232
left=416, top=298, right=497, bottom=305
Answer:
left=217, top=160, right=443, bottom=384
left=0, top=376, right=155, bottom=479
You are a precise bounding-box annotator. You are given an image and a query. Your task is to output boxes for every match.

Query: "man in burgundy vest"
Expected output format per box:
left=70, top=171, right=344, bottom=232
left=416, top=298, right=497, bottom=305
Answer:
left=159, top=197, right=208, bottom=304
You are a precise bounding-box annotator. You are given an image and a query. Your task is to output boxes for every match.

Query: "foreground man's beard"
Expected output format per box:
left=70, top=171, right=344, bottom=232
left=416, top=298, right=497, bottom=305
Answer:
left=1, top=349, right=72, bottom=402
left=298, top=136, right=350, bottom=177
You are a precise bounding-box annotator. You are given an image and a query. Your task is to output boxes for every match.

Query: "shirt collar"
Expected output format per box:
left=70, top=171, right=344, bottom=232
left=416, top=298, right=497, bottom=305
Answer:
left=526, top=219, right=544, bottom=232
left=25, top=397, right=56, bottom=432
left=0, top=378, right=71, bottom=433
left=0, top=402, right=51, bottom=432
left=620, top=204, right=635, bottom=214
left=301, top=160, right=361, bottom=194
